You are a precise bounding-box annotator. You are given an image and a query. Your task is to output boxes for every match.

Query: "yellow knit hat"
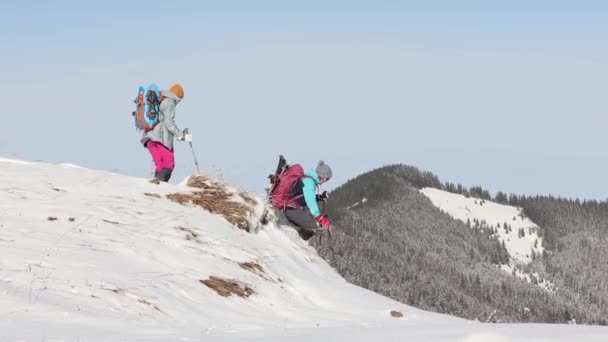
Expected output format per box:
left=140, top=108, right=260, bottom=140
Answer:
left=170, top=83, right=184, bottom=98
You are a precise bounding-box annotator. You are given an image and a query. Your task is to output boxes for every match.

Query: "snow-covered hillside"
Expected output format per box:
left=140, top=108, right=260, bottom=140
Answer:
left=1, top=158, right=607, bottom=341
left=420, top=188, right=544, bottom=265
left=420, top=188, right=558, bottom=292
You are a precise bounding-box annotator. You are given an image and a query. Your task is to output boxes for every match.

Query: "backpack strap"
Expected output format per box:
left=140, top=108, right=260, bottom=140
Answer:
left=284, top=175, right=317, bottom=210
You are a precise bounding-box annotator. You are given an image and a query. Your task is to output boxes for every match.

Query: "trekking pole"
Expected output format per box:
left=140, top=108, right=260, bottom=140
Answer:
left=184, top=129, right=201, bottom=175
left=189, top=142, right=201, bottom=175
left=316, top=224, right=331, bottom=245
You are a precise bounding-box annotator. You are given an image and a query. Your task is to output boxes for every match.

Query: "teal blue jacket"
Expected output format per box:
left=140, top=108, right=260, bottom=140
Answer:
left=302, top=169, right=321, bottom=217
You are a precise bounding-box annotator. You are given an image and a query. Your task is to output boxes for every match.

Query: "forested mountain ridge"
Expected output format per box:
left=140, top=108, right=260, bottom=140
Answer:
left=312, top=164, right=608, bottom=325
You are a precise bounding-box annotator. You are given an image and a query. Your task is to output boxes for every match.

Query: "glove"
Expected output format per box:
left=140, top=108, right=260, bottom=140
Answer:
left=178, top=130, right=192, bottom=142
left=315, top=215, right=331, bottom=229
left=316, top=191, right=330, bottom=202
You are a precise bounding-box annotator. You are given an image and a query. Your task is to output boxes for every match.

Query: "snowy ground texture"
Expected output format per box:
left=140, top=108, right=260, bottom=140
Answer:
left=1, top=158, right=607, bottom=341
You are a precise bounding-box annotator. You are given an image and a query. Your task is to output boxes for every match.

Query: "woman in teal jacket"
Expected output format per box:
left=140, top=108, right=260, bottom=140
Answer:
left=284, top=161, right=333, bottom=240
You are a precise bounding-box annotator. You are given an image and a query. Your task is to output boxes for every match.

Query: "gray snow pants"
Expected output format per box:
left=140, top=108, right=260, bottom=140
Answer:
left=284, top=201, right=326, bottom=240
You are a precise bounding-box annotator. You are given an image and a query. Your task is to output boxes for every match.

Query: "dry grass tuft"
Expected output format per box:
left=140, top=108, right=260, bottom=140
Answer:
left=239, top=192, right=258, bottom=206
left=239, top=261, right=272, bottom=281
left=176, top=226, right=201, bottom=243
left=200, top=276, right=254, bottom=298
left=390, top=310, right=404, bottom=318
left=239, top=261, right=265, bottom=274
left=167, top=175, right=258, bottom=232
left=144, top=192, right=162, bottom=199
left=186, top=175, right=225, bottom=193
left=47, top=216, right=58, bottom=221
left=102, top=219, right=120, bottom=225
left=107, top=288, right=127, bottom=294
left=138, top=298, right=162, bottom=312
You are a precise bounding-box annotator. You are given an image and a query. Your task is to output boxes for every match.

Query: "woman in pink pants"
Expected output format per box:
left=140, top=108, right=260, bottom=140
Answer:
left=141, top=83, right=191, bottom=183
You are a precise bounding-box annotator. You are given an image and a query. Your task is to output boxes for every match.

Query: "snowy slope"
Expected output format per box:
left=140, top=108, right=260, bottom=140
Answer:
left=420, top=188, right=544, bottom=264
left=1, top=159, right=607, bottom=341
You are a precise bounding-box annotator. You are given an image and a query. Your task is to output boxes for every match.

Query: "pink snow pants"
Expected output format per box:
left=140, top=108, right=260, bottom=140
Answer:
left=146, top=141, right=175, bottom=173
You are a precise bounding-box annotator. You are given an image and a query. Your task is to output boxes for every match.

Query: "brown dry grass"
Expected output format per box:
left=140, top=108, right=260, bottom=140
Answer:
left=200, top=276, right=254, bottom=298
left=167, top=175, right=257, bottom=232
left=239, top=261, right=272, bottom=281
left=390, top=310, right=404, bottom=318
left=239, top=192, right=258, bottom=206
left=102, top=219, right=120, bottom=225
left=239, top=262, right=264, bottom=274
left=176, top=226, right=201, bottom=243
left=144, top=192, right=162, bottom=199
left=138, top=298, right=162, bottom=312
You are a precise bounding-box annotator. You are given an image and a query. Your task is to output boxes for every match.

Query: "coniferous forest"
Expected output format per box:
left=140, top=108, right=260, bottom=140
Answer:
left=309, top=164, right=608, bottom=325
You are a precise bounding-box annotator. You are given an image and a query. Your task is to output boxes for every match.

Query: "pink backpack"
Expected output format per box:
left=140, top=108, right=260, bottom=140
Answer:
left=270, top=164, right=309, bottom=210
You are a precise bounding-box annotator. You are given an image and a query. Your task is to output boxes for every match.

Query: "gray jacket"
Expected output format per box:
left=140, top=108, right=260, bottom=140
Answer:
left=141, top=90, right=183, bottom=150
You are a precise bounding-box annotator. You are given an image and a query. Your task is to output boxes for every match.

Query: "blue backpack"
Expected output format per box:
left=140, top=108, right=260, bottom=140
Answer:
left=133, top=83, right=162, bottom=132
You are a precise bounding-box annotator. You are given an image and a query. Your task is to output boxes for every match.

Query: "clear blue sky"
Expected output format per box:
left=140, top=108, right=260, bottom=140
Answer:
left=1, top=1, right=607, bottom=200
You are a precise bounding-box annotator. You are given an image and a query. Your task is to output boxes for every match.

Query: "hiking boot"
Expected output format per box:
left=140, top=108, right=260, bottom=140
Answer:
left=160, top=168, right=173, bottom=182
left=148, top=171, right=161, bottom=184
left=298, top=228, right=316, bottom=241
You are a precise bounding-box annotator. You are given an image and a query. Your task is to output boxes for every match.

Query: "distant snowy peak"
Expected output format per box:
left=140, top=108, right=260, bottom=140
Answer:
left=420, top=187, right=544, bottom=265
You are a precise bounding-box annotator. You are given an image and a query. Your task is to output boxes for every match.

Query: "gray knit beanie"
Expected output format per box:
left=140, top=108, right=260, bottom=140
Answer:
left=316, top=161, right=333, bottom=179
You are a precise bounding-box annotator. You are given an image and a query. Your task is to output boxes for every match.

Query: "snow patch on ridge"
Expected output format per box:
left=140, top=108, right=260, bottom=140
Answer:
left=420, top=187, right=544, bottom=265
